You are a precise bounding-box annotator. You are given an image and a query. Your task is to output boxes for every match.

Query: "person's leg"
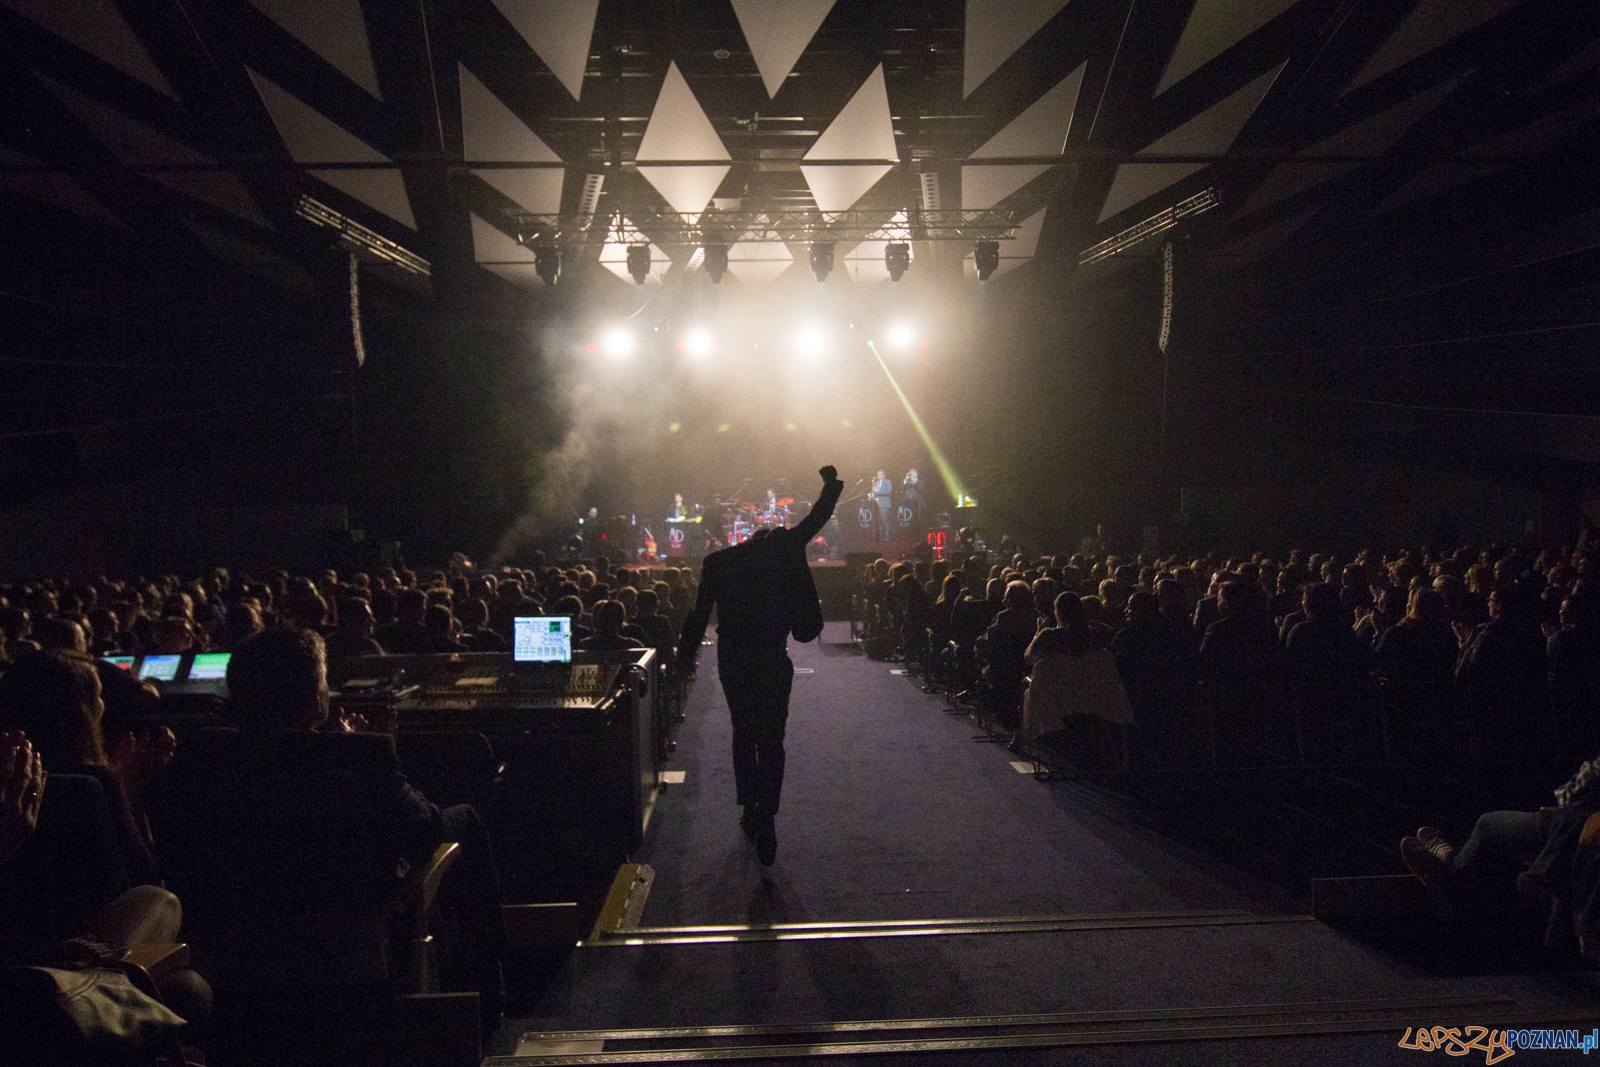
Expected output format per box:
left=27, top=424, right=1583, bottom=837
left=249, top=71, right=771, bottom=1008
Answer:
left=752, top=658, right=795, bottom=816
left=1449, top=809, right=1548, bottom=877
left=719, top=660, right=761, bottom=810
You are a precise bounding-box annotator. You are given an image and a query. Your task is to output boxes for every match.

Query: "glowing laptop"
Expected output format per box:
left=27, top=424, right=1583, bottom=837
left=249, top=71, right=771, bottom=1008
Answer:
left=512, top=617, right=572, bottom=663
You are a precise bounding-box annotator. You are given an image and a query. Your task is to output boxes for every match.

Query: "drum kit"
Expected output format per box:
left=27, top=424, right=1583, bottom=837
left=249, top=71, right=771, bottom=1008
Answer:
left=715, top=495, right=805, bottom=545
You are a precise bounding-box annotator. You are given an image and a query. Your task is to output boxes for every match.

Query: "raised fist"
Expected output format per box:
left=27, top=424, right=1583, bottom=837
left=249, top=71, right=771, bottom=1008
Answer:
left=819, top=465, right=838, bottom=483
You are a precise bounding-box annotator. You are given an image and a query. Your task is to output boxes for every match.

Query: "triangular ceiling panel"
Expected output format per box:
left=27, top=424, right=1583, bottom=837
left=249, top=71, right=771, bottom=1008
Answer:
left=470, top=213, right=535, bottom=263
left=963, top=0, right=1072, bottom=98
left=636, top=167, right=730, bottom=217
left=803, top=64, right=897, bottom=212
left=1207, top=206, right=1317, bottom=272
left=0, top=147, right=121, bottom=226
left=459, top=65, right=559, bottom=163
left=731, top=0, right=836, bottom=98
left=963, top=206, right=1047, bottom=277
left=963, top=62, right=1084, bottom=210
left=183, top=219, right=311, bottom=290
left=1156, top=0, right=1299, bottom=95
left=246, top=0, right=382, bottom=99
left=1345, top=0, right=1520, bottom=93
left=801, top=165, right=893, bottom=214
left=248, top=68, right=416, bottom=228
left=1236, top=71, right=1467, bottom=217
left=727, top=240, right=794, bottom=285
left=1097, top=61, right=1283, bottom=222
left=39, top=73, right=270, bottom=227
left=1373, top=92, right=1600, bottom=214
left=637, top=62, right=731, bottom=216
left=805, top=64, right=898, bottom=161
left=2, top=0, right=176, bottom=97
left=459, top=64, right=564, bottom=214
left=489, top=0, right=599, bottom=100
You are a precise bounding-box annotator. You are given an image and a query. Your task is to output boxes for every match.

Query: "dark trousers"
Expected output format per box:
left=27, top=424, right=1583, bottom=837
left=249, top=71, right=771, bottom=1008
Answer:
left=719, top=651, right=795, bottom=815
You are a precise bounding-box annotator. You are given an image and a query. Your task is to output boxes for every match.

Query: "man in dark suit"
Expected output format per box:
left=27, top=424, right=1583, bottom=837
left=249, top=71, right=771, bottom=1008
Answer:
left=676, top=465, right=844, bottom=865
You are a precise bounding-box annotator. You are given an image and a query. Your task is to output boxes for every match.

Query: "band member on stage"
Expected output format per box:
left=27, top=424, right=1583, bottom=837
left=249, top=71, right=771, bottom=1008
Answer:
left=670, top=493, right=686, bottom=520
left=871, top=470, right=894, bottom=542
left=675, top=464, right=845, bottom=865
left=902, top=469, right=923, bottom=523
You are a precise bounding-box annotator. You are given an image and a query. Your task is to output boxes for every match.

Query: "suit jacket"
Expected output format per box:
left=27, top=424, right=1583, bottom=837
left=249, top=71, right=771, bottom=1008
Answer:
left=677, top=478, right=843, bottom=660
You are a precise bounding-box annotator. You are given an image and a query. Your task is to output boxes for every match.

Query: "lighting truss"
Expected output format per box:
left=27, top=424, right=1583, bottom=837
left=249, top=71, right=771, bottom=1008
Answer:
left=296, top=195, right=432, bottom=276
left=510, top=208, right=1023, bottom=251
left=1078, top=188, right=1219, bottom=267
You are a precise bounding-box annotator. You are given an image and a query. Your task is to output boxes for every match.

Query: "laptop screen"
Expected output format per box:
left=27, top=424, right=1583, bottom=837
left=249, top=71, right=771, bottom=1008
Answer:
left=188, top=652, right=231, bottom=681
left=137, top=655, right=182, bottom=682
left=513, top=617, right=572, bottom=663
left=104, top=655, right=134, bottom=671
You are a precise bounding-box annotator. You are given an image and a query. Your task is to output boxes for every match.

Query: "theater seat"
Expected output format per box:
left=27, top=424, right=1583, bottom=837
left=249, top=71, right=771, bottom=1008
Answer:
left=148, top=728, right=464, bottom=1066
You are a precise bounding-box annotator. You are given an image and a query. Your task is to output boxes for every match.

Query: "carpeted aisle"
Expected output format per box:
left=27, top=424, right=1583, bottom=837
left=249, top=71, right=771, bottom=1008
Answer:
left=494, top=622, right=1600, bottom=1065
left=636, top=623, right=1291, bottom=924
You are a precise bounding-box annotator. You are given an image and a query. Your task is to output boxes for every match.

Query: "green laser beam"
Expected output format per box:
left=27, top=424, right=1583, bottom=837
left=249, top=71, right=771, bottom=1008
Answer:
left=867, top=341, right=973, bottom=506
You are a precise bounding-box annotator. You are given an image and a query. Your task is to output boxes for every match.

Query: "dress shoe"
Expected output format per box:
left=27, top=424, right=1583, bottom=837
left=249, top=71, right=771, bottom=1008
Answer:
left=755, top=815, right=777, bottom=866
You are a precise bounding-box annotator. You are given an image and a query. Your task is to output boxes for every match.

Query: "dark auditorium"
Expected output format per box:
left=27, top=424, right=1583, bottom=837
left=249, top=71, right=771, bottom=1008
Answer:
left=6, top=1, right=1600, bottom=1064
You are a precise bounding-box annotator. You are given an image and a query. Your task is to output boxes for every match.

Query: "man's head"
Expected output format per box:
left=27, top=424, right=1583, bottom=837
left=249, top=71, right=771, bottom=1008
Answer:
left=876, top=470, right=885, bottom=481
left=35, top=616, right=87, bottom=654
left=395, top=588, right=426, bottom=624
left=336, top=596, right=374, bottom=637
left=593, top=600, right=625, bottom=636
left=1003, top=580, right=1032, bottom=616
left=153, top=615, right=195, bottom=655
left=674, top=494, right=683, bottom=506
left=226, top=628, right=329, bottom=730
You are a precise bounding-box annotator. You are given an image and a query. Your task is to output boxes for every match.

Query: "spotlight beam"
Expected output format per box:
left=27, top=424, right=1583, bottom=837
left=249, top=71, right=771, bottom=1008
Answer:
left=867, top=341, right=970, bottom=506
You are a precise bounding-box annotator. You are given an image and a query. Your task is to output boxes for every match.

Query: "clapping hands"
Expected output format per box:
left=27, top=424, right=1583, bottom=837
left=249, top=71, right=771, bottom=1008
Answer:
left=0, top=732, right=45, bottom=867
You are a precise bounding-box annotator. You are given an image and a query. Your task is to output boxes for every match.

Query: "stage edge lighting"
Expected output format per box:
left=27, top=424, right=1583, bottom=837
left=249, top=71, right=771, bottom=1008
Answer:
left=601, top=325, right=635, bottom=357
left=809, top=243, right=834, bottom=283
left=685, top=328, right=713, bottom=357
left=973, top=240, right=1000, bottom=281
left=794, top=323, right=827, bottom=356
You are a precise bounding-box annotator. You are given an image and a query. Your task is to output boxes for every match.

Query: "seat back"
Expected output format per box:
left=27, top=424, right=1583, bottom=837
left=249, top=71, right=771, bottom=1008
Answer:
left=394, top=731, right=496, bottom=811
left=0, top=774, right=128, bottom=952
left=148, top=728, right=411, bottom=988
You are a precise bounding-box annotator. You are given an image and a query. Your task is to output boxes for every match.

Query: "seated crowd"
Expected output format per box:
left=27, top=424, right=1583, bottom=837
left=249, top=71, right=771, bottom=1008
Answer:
left=855, top=538, right=1600, bottom=775
left=0, top=550, right=692, bottom=1064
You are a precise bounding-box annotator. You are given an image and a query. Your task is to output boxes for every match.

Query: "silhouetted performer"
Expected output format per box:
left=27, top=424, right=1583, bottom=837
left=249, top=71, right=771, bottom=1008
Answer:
left=676, top=465, right=844, bottom=865
left=871, top=470, right=893, bottom=542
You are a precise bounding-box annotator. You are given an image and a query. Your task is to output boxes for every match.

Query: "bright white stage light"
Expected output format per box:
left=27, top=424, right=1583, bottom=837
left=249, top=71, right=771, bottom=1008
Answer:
left=794, top=323, right=827, bottom=356
left=684, top=328, right=713, bottom=357
left=601, top=325, right=635, bottom=357
left=887, top=322, right=916, bottom=350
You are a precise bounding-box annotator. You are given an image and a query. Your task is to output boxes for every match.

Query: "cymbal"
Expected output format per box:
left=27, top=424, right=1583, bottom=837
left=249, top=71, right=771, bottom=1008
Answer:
left=775, top=497, right=795, bottom=506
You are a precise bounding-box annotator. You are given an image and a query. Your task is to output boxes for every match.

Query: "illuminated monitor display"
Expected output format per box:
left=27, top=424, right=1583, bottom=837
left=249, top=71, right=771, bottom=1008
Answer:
left=137, top=655, right=182, bottom=682
left=105, top=655, right=134, bottom=671
left=188, top=652, right=231, bottom=681
left=513, top=617, right=572, bottom=663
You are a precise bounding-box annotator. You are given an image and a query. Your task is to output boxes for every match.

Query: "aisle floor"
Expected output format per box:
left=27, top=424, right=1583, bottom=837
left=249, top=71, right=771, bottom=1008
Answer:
left=635, top=623, right=1294, bottom=925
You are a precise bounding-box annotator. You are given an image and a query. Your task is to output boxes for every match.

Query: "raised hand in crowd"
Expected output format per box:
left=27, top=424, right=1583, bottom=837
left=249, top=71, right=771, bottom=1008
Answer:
left=0, top=731, right=46, bottom=867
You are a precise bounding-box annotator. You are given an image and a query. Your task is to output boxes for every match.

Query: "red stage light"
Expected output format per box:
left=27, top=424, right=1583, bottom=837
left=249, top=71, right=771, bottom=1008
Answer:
left=586, top=343, right=597, bottom=352
left=919, top=339, right=929, bottom=349
left=675, top=342, right=685, bottom=352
